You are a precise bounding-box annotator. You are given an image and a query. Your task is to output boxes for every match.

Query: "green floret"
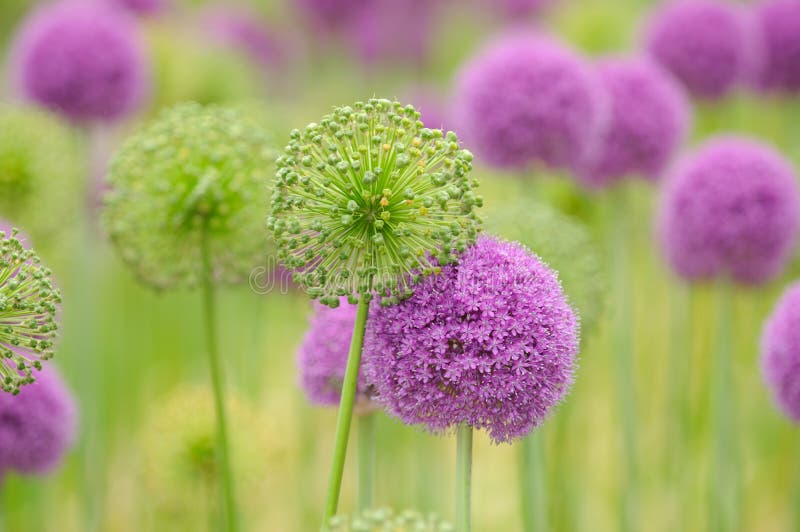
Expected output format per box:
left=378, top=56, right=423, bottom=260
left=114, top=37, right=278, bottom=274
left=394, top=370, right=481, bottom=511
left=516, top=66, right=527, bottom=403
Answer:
left=104, top=102, right=276, bottom=290
left=268, top=98, right=483, bottom=307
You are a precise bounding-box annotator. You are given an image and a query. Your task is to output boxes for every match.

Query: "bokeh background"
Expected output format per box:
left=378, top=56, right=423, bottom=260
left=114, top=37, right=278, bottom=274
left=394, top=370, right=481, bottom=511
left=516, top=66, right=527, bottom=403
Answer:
left=1, top=0, right=799, bottom=530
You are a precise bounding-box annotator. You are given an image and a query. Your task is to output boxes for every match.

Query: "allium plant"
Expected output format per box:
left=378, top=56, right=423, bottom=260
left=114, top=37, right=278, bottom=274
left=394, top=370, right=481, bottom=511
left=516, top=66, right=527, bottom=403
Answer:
left=327, top=508, right=454, bottom=532
left=269, top=98, right=482, bottom=526
left=0, top=225, right=61, bottom=394
left=753, top=0, right=800, bottom=93
left=761, top=282, right=800, bottom=423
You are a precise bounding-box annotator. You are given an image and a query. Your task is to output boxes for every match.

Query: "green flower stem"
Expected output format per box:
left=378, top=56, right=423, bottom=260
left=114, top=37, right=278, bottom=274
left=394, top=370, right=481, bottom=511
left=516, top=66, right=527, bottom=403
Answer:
left=710, top=280, right=738, bottom=532
left=357, top=413, right=376, bottom=512
left=456, top=424, right=473, bottom=532
left=200, top=229, right=238, bottom=532
left=520, top=431, right=548, bottom=532
left=321, top=297, right=371, bottom=529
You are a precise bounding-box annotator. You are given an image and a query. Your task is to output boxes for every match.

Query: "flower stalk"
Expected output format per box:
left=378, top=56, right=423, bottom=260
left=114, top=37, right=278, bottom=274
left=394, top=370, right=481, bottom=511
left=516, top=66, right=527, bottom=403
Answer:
left=357, top=412, right=376, bottom=512
left=456, top=424, right=472, bottom=532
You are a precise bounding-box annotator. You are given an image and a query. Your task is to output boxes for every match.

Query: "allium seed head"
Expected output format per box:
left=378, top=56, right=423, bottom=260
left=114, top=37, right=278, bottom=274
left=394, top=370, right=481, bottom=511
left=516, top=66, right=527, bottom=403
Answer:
left=0, top=226, right=61, bottom=394
left=761, top=283, right=800, bottom=423
left=104, top=103, right=275, bottom=290
left=328, top=507, right=454, bottom=531
left=753, top=0, right=800, bottom=93
left=576, top=56, right=691, bottom=188
left=363, top=235, right=579, bottom=443
left=9, top=1, right=149, bottom=123
left=268, top=98, right=483, bottom=308
left=658, top=136, right=800, bottom=285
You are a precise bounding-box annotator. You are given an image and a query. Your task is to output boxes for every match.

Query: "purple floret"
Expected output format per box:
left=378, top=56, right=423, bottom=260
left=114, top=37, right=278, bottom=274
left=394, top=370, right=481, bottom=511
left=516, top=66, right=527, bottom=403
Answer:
left=0, top=368, right=77, bottom=475
left=453, top=33, right=607, bottom=171
left=658, top=136, right=800, bottom=285
left=762, top=283, right=800, bottom=423
left=753, top=0, right=800, bottom=93
left=9, top=1, right=149, bottom=123
left=645, top=0, right=757, bottom=99
left=298, top=299, right=371, bottom=407
left=363, top=235, right=579, bottom=443
left=576, top=56, right=691, bottom=188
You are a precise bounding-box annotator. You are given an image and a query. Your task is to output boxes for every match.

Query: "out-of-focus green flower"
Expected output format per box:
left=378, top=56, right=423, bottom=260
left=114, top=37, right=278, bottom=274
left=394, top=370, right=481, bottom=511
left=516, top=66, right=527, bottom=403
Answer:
left=327, top=507, right=454, bottom=532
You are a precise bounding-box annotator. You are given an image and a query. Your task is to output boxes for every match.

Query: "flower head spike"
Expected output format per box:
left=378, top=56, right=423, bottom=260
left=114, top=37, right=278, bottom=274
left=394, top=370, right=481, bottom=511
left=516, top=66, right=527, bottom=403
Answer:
left=0, top=225, right=61, bottom=394
left=268, top=99, right=483, bottom=308
left=327, top=507, right=454, bottom=531
left=104, top=103, right=276, bottom=290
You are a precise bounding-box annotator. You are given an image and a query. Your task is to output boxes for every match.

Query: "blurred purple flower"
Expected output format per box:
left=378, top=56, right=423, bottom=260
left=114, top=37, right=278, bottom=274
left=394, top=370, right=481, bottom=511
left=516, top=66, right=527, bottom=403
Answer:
left=200, top=5, right=287, bottom=70
left=294, top=0, right=369, bottom=33
left=363, top=235, right=579, bottom=443
left=112, top=0, right=168, bottom=16
left=753, top=0, right=800, bottom=93
left=453, top=33, right=607, bottom=171
left=658, top=136, right=800, bottom=285
left=0, top=367, right=77, bottom=475
left=645, top=0, right=758, bottom=99
left=576, top=56, right=691, bottom=189
left=496, top=0, right=551, bottom=19
left=762, top=282, right=800, bottom=422
left=9, top=1, right=149, bottom=123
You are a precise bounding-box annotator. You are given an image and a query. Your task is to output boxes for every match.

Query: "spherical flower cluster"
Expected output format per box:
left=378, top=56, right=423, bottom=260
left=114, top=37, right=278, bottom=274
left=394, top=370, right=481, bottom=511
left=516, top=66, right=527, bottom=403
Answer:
left=9, top=1, right=149, bottom=122
left=298, top=298, right=372, bottom=407
left=363, top=235, right=579, bottom=443
left=658, top=137, right=800, bottom=284
left=348, top=0, right=437, bottom=66
left=104, top=103, right=275, bottom=290
left=644, top=0, right=756, bottom=98
left=484, top=198, right=605, bottom=336
left=200, top=6, right=286, bottom=70
left=761, top=283, right=800, bottom=423
left=328, top=507, right=453, bottom=531
left=577, top=57, right=691, bottom=188
left=453, top=34, right=607, bottom=171
left=0, top=226, right=61, bottom=394
left=753, top=0, right=800, bottom=93
left=0, top=367, right=76, bottom=475
left=268, top=99, right=483, bottom=308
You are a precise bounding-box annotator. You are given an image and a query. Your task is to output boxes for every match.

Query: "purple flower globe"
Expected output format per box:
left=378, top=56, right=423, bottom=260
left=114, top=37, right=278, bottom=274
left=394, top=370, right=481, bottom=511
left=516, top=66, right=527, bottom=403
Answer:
left=298, top=299, right=372, bottom=408
left=658, top=137, right=800, bottom=285
left=363, top=235, right=579, bottom=443
left=453, top=33, right=607, bottom=171
left=762, top=283, right=800, bottom=422
left=576, top=56, right=691, bottom=189
left=9, top=1, right=149, bottom=123
left=200, top=6, right=286, bottom=70
left=753, top=0, right=800, bottom=93
left=644, top=0, right=756, bottom=98
left=0, top=367, right=77, bottom=475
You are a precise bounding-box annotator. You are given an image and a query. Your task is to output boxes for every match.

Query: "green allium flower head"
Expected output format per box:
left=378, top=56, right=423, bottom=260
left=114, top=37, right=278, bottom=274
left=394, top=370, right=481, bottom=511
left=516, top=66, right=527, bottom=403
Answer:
left=485, top=198, right=606, bottom=335
left=0, top=229, right=61, bottom=394
left=104, top=102, right=275, bottom=290
left=268, top=98, right=483, bottom=307
left=327, top=508, right=454, bottom=532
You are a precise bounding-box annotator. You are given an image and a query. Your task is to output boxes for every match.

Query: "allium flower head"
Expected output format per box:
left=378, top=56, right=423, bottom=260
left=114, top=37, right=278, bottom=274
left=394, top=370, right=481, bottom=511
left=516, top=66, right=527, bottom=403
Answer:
left=761, top=283, right=800, bottom=422
left=0, top=366, right=76, bottom=474
left=453, top=34, right=607, bottom=171
left=577, top=57, right=691, bottom=188
left=363, top=235, right=579, bottom=443
left=268, top=98, right=482, bottom=308
left=753, top=0, right=800, bottom=93
left=9, top=1, right=149, bottom=122
left=298, top=299, right=373, bottom=407
left=0, top=226, right=61, bottom=394
left=644, top=0, right=756, bottom=98
left=658, top=136, right=800, bottom=284
left=484, top=198, right=605, bottom=335
left=104, top=103, right=275, bottom=290
left=328, top=507, right=453, bottom=531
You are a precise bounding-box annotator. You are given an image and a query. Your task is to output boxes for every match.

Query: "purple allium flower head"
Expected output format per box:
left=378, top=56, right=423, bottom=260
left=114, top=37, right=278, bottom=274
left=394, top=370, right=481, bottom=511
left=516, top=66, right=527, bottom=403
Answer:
left=294, top=0, right=369, bottom=33
left=363, top=235, right=579, bottom=443
left=453, top=33, right=607, bottom=171
left=0, top=367, right=77, bottom=475
left=644, top=0, right=757, bottom=99
left=9, top=1, right=149, bottom=123
left=658, top=136, right=800, bottom=285
left=762, top=283, right=800, bottom=422
left=298, top=299, right=371, bottom=407
left=576, top=56, right=691, bottom=188
left=200, top=6, right=286, bottom=70
left=112, top=0, right=168, bottom=16
left=753, top=0, right=800, bottom=93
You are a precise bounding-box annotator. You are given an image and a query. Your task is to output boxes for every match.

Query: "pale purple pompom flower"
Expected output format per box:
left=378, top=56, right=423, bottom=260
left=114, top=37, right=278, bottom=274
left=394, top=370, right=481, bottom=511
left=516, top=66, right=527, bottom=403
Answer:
left=762, top=283, right=800, bottom=423
left=453, top=33, right=607, bottom=171
left=576, top=56, right=691, bottom=188
left=753, top=0, right=800, bottom=93
left=9, top=1, right=149, bottom=123
left=658, top=136, right=800, bottom=285
left=363, top=235, right=579, bottom=443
